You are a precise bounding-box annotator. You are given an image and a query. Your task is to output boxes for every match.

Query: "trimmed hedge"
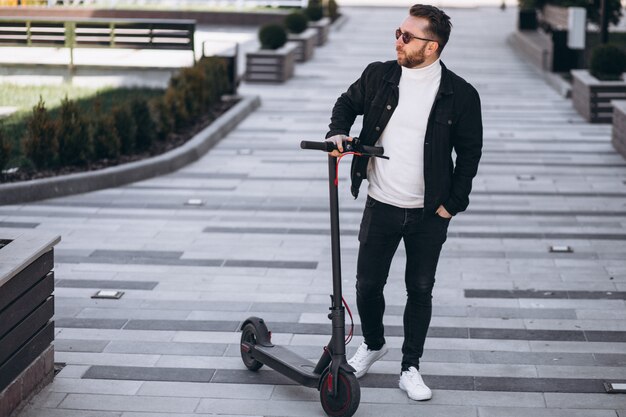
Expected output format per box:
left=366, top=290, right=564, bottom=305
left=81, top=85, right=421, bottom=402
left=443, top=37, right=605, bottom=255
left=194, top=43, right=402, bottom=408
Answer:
left=259, top=24, right=288, bottom=50
left=590, top=44, right=626, bottom=80
left=285, top=11, right=309, bottom=34
left=9, top=56, right=230, bottom=173
left=305, top=5, right=324, bottom=21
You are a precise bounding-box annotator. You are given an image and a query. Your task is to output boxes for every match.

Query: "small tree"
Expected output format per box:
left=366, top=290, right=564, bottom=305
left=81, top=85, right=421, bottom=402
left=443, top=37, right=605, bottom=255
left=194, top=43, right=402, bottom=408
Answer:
left=112, top=105, right=137, bottom=155
left=0, top=123, right=11, bottom=173
left=327, top=0, right=339, bottom=21
left=91, top=114, right=121, bottom=161
left=153, top=97, right=174, bottom=141
left=131, top=98, right=157, bottom=152
left=163, top=88, right=191, bottom=131
left=23, top=97, right=58, bottom=170
left=57, top=97, right=91, bottom=166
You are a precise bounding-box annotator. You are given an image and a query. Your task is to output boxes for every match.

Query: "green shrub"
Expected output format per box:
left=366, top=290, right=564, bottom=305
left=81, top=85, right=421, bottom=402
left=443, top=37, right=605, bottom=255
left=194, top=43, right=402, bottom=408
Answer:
left=23, top=97, right=58, bottom=169
left=91, top=114, right=121, bottom=161
left=0, top=123, right=11, bottom=172
left=259, top=24, right=287, bottom=50
left=153, top=97, right=174, bottom=141
left=112, top=105, right=137, bottom=155
left=131, top=98, right=157, bottom=152
left=199, top=56, right=230, bottom=102
left=590, top=44, right=626, bottom=80
left=57, top=97, right=91, bottom=166
left=328, top=0, right=339, bottom=21
left=175, top=65, right=206, bottom=120
left=163, top=88, right=191, bottom=130
left=285, top=11, right=309, bottom=34
left=305, top=5, right=324, bottom=21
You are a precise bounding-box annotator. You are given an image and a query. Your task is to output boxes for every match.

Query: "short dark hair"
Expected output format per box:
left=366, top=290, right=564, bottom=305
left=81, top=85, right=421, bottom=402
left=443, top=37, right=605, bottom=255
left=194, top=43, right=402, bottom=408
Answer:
left=409, top=4, right=452, bottom=55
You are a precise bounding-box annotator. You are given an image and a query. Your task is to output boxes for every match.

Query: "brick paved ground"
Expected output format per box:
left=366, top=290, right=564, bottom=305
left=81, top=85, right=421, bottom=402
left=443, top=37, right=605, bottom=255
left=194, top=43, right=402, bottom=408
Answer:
left=2, top=5, right=626, bottom=417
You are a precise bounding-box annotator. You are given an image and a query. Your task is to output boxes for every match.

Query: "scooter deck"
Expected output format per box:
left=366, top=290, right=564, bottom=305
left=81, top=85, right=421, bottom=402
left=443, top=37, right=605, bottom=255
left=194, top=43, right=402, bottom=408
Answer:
left=254, top=344, right=322, bottom=388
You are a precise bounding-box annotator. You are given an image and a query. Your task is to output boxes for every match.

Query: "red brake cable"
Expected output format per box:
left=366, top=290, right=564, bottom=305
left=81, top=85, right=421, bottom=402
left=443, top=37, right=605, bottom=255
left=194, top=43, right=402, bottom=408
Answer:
left=342, top=296, right=354, bottom=345
left=335, top=152, right=361, bottom=186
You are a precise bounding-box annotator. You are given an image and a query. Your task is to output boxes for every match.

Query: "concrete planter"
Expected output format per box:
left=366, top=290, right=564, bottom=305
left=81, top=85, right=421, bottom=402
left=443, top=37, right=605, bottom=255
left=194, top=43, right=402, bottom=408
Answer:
left=612, top=100, right=626, bottom=159
left=571, top=70, right=626, bottom=123
left=287, top=28, right=317, bottom=62
left=245, top=42, right=297, bottom=83
left=309, top=17, right=331, bottom=46
left=0, top=231, right=59, bottom=417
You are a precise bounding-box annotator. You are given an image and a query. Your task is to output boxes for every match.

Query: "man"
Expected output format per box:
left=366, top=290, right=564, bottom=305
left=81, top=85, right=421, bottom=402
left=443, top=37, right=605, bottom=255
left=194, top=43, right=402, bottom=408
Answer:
left=325, top=4, right=482, bottom=401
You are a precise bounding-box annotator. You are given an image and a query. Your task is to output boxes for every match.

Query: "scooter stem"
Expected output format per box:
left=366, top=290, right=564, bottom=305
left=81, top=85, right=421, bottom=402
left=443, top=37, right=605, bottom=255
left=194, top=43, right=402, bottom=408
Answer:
left=328, top=155, right=343, bottom=308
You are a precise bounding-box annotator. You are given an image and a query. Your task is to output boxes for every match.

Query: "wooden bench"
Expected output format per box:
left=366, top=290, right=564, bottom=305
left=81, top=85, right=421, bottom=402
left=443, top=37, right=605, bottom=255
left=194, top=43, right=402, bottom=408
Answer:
left=0, top=16, right=196, bottom=66
left=538, top=4, right=569, bottom=31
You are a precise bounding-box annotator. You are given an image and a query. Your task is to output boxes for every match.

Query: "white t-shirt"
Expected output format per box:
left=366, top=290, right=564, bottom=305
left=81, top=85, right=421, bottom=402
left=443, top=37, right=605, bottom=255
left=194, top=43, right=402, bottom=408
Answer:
left=367, top=59, right=442, bottom=208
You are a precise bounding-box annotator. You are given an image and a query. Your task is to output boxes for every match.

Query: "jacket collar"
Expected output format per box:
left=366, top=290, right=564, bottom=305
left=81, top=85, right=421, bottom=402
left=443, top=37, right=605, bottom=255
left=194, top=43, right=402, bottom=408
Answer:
left=384, top=60, right=453, bottom=97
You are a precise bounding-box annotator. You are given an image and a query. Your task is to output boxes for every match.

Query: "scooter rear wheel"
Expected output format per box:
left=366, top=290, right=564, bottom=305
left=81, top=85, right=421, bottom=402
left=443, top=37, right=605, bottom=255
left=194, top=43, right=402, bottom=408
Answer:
left=319, top=370, right=360, bottom=417
left=240, top=323, right=263, bottom=371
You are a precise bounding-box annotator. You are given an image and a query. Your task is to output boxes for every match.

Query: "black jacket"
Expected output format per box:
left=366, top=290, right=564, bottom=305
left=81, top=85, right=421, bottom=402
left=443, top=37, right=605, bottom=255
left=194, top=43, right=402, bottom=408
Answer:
left=326, top=60, right=483, bottom=216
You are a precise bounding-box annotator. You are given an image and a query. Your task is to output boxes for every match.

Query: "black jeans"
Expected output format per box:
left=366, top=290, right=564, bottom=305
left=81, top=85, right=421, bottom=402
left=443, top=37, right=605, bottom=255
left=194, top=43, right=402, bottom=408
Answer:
left=356, top=196, right=449, bottom=371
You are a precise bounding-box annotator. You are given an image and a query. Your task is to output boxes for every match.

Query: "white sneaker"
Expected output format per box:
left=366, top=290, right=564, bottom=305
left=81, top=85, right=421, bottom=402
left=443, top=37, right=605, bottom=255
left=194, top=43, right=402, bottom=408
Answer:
left=347, top=342, right=388, bottom=378
left=399, top=366, right=432, bottom=401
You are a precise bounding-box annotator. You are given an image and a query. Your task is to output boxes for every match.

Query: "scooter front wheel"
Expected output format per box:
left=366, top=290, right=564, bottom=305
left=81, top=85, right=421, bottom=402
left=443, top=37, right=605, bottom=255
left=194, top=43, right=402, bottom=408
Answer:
left=319, top=370, right=360, bottom=417
left=240, top=323, right=263, bottom=371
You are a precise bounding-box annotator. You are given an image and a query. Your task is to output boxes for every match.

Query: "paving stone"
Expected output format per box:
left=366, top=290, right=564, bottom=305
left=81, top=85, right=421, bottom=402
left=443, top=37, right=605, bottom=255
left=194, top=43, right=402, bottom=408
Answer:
left=137, top=381, right=273, bottom=399
left=58, top=394, right=200, bottom=413
left=83, top=365, right=215, bottom=383
left=544, top=392, right=626, bottom=409
left=56, top=280, right=158, bottom=290
left=104, top=340, right=228, bottom=356
left=54, top=339, right=110, bottom=353
left=121, top=414, right=255, bottom=417
left=56, top=318, right=128, bottom=329
left=20, top=410, right=122, bottom=417
left=54, top=365, right=90, bottom=379
left=593, top=353, right=626, bottom=366
left=202, top=397, right=479, bottom=417
left=55, top=352, right=160, bottom=367
left=477, top=407, right=618, bottom=417
left=49, top=378, right=142, bottom=395
left=470, top=351, right=596, bottom=366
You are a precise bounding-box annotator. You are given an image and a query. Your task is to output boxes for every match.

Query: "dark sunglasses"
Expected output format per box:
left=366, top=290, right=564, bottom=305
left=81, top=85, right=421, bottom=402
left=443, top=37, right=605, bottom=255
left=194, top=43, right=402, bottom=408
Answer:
left=395, top=28, right=437, bottom=44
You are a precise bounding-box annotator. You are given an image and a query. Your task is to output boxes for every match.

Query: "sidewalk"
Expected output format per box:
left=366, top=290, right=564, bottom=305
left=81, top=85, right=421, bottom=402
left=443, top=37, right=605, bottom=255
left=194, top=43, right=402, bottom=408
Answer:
left=2, top=5, right=626, bottom=417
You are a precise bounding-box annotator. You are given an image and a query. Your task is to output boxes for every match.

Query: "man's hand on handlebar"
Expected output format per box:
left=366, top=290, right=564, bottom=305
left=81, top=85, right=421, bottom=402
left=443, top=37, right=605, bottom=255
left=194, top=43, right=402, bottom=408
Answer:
left=325, top=134, right=353, bottom=157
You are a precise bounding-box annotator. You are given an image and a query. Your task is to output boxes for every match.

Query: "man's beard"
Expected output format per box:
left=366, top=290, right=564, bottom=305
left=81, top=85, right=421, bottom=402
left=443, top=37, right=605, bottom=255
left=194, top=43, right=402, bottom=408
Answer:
left=397, top=43, right=427, bottom=68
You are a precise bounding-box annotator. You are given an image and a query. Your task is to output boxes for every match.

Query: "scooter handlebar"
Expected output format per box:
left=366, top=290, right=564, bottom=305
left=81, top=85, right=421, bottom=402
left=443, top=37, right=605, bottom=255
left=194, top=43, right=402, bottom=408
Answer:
left=300, top=139, right=384, bottom=156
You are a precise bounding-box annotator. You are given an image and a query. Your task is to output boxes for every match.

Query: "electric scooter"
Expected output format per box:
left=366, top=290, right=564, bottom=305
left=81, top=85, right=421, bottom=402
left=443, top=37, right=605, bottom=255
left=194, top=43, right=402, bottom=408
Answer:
left=239, top=138, right=385, bottom=417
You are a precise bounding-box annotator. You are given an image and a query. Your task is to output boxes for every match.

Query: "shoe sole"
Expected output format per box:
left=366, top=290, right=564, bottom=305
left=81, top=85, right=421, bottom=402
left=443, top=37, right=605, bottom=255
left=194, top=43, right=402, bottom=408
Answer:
left=399, top=380, right=432, bottom=401
left=351, top=347, right=388, bottom=379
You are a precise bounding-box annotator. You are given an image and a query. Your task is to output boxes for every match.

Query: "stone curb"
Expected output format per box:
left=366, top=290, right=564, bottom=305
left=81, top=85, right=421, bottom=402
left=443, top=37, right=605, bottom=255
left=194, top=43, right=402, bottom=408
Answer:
left=0, top=95, right=261, bottom=206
